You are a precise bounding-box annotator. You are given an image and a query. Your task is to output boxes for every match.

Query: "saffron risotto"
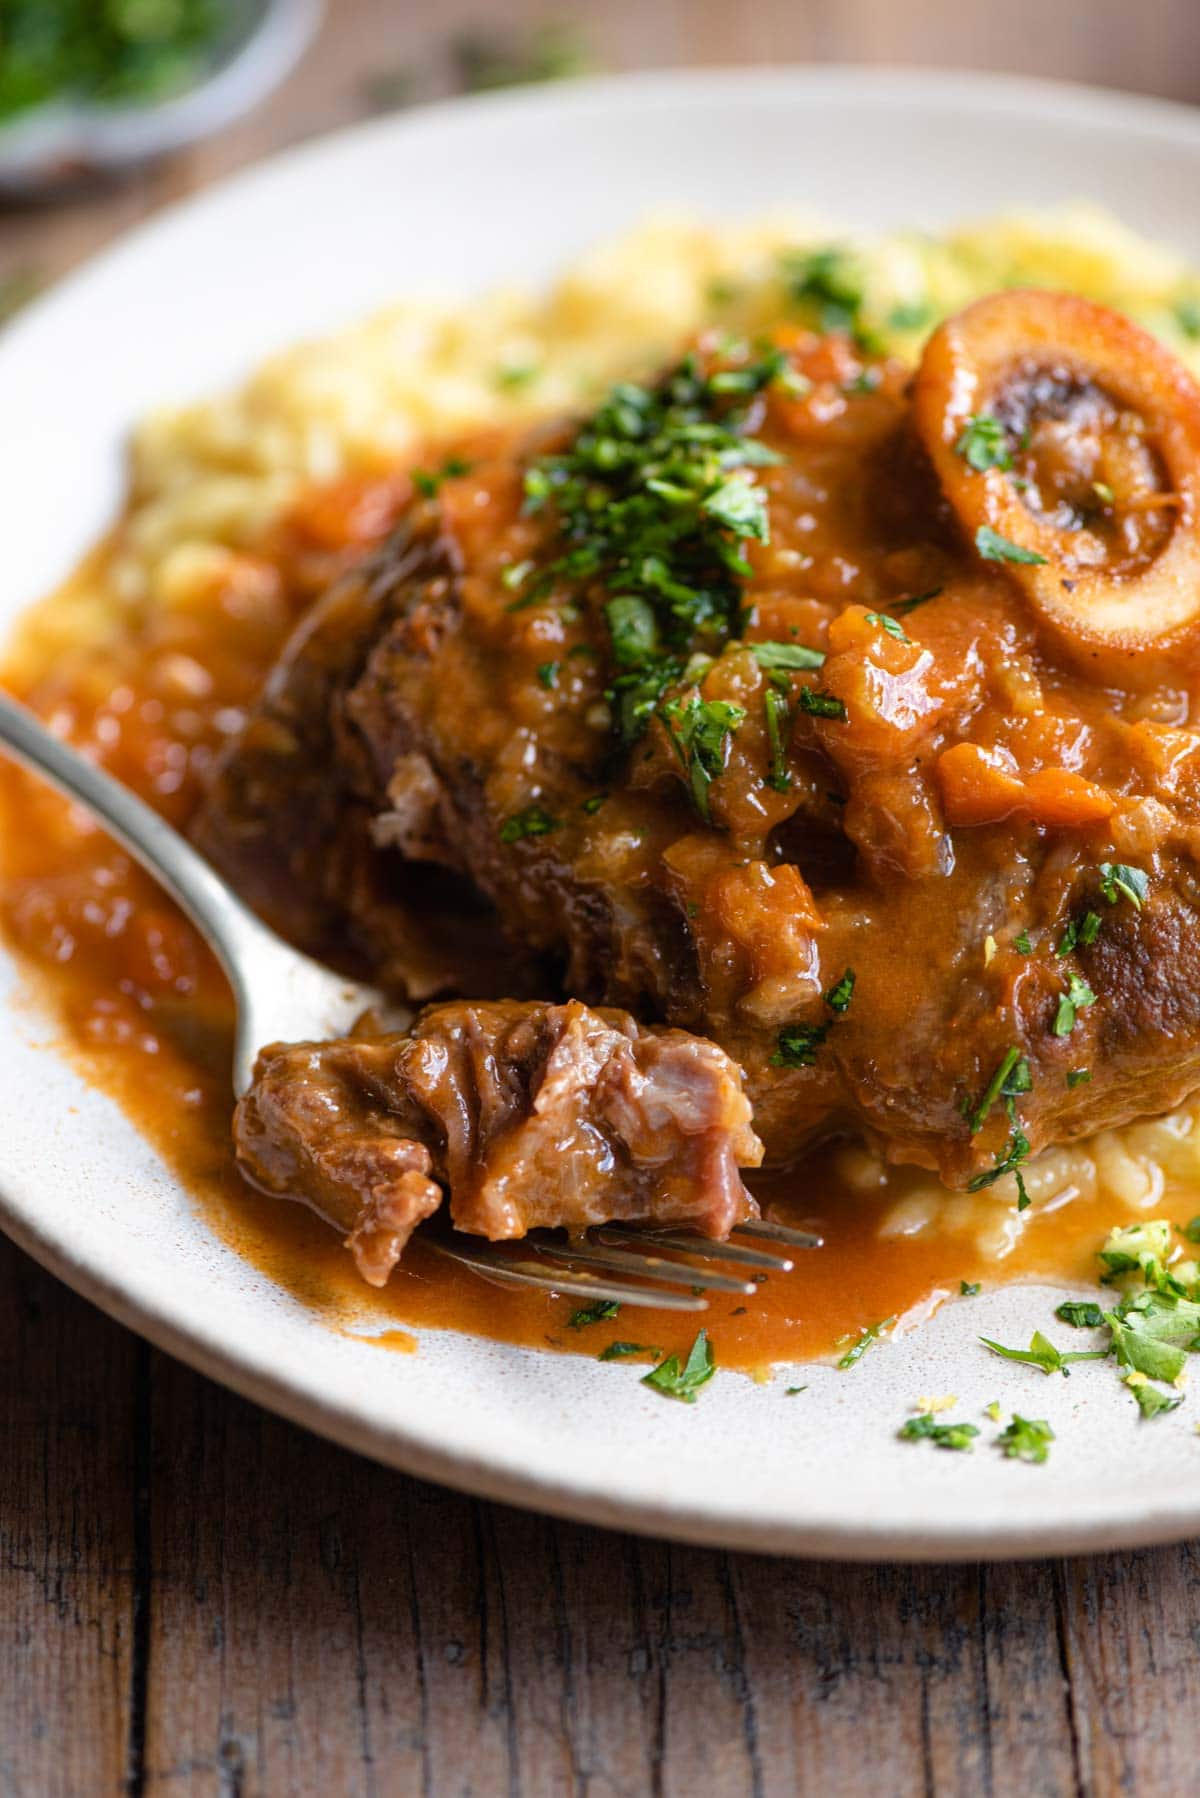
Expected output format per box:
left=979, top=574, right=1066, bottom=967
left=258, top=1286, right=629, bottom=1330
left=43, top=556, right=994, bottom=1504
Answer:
left=11, top=202, right=1200, bottom=1258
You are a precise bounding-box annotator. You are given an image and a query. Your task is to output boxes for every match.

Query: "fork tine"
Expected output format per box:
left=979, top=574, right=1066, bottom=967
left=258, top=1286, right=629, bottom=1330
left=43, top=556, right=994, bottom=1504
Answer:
left=424, top=1238, right=707, bottom=1311
left=594, top=1226, right=793, bottom=1272
left=736, top=1218, right=825, bottom=1249
left=537, top=1239, right=755, bottom=1296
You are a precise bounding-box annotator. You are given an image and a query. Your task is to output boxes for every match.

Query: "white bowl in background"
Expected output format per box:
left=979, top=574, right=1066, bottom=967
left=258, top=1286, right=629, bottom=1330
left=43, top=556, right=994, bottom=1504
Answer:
left=0, top=0, right=322, bottom=194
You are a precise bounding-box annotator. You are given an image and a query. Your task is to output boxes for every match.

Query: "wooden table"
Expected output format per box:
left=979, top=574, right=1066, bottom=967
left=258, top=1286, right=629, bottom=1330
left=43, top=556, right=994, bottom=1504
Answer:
left=6, top=5, right=1200, bottom=1791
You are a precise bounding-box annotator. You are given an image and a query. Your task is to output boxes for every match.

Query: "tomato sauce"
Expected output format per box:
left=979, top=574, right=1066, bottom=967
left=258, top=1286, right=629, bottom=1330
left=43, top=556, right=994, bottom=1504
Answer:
left=0, top=473, right=1128, bottom=1376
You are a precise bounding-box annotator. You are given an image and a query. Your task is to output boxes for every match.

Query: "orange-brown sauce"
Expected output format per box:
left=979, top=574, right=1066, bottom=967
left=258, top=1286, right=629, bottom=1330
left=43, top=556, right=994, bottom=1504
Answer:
left=0, top=474, right=1124, bottom=1375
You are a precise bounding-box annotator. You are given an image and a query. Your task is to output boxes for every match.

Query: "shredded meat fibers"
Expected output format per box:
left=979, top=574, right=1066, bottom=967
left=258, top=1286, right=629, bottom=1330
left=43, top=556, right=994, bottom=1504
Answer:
left=235, top=1000, right=763, bottom=1284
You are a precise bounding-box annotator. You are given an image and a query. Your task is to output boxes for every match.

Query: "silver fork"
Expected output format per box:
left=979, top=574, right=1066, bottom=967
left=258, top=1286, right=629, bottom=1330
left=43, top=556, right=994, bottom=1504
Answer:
left=0, top=690, right=819, bottom=1311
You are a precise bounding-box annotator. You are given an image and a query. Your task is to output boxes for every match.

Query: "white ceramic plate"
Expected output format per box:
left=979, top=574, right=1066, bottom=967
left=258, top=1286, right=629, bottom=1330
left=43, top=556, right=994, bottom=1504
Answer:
left=6, top=67, right=1200, bottom=1560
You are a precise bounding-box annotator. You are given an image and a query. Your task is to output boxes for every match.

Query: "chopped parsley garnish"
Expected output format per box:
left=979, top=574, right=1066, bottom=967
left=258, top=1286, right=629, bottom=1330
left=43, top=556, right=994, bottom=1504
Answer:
left=608, top=658, right=682, bottom=747
left=961, top=1281, right=982, bottom=1297
left=1175, top=295, right=1200, bottom=340
left=705, top=277, right=741, bottom=307
left=412, top=454, right=473, bottom=497
left=569, top=1300, right=620, bottom=1329
left=977, top=1222, right=1200, bottom=1428
left=1105, top=1313, right=1188, bottom=1386
left=775, top=969, right=855, bottom=1070
left=1014, top=930, right=1033, bottom=954
left=1179, top=1217, right=1200, bottom=1244
left=1099, top=862, right=1149, bottom=910
left=702, top=472, right=771, bottom=538
left=748, top=640, right=826, bottom=671
left=641, top=1329, right=715, bottom=1403
left=783, top=245, right=873, bottom=342
left=864, top=611, right=910, bottom=643
left=1057, top=911, right=1101, bottom=955
left=996, top=1415, right=1055, bottom=1464
left=599, top=1341, right=661, bottom=1361
left=1056, top=1300, right=1105, bottom=1328
left=659, top=694, right=746, bottom=821
left=798, top=687, right=847, bottom=721
left=536, top=661, right=559, bottom=689
left=1053, top=971, right=1096, bottom=1038
left=500, top=805, right=561, bottom=844
left=980, top=1330, right=1107, bottom=1376
left=771, top=1023, right=830, bottom=1068
left=824, top=968, right=856, bottom=1014
left=955, top=412, right=1014, bottom=473
left=975, top=525, right=1048, bottom=566
left=887, top=300, right=932, bottom=331
left=967, top=1126, right=1032, bottom=1209
left=606, top=595, right=659, bottom=666
left=525, top=349, right=785, bottom=750
left=899, top=1413, right=980, bottom=1451
left=1098, top=1221, right=1176, bottom=1282
left=1067, top=1068, right=1092, bottom=1089
left=1127, top=1379, right=1183, bottom=1420
left=837, top=1318, right=893, bottom=1369
left=785, top=1385, right=807, bottom=1396
left=967, top=1046, right=1031, bottom=1134
left=1129, top=1373, right=1180, bottom=1416
left=580, top=793, right=606, bottom=815
left=501, top=559, right=537, bottom=601
left=495, top=362, right=540, bottom=391
left=763, top=687, right=792, bottom=792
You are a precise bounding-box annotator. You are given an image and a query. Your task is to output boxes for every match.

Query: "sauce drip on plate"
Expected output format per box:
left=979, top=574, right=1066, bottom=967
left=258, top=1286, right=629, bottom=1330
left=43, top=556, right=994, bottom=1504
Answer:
left=0, top=468, right=1161, bottom=1375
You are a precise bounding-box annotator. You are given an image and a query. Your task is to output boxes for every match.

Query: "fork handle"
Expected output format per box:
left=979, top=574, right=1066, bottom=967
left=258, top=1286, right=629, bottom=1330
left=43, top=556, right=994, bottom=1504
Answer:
left=0, top=687, right=275, bottom=1019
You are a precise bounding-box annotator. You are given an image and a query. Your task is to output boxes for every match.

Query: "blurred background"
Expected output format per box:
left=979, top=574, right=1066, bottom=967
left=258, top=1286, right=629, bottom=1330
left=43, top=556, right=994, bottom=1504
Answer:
left=2, top=0, right=1199, bottom=318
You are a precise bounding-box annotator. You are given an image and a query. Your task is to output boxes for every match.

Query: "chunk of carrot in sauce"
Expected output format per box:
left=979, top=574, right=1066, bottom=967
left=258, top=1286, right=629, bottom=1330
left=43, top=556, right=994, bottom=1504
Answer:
left=935, top=743, right=1026, bottom=826
left=937, top=746, right=1116, bottom=831
left=1022, top=768, right=1116, bottom=828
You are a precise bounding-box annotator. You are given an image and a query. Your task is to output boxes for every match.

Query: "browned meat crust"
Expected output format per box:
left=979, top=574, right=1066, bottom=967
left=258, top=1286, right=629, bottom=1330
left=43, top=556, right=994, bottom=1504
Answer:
left=199, top=305, right=1200, bottom=1204
left=235, top=1000, right=763, bottom=1283
left=191, top=529, right=544, bottom=1003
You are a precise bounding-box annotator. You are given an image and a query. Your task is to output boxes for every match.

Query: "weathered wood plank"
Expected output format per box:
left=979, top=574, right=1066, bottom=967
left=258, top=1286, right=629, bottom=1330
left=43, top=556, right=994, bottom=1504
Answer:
left=1058, top=1543, right=1200, bottom=1797
left=4, top=1242, right=1200, bottom=1798
left=135, top=1344, right=1105, bottom=1798
left=721, top=1556, right=1078, bottom=1797
left=0, top=1237, right=138, bottom=1797
left=140, top=1354, right=424, bottom=1793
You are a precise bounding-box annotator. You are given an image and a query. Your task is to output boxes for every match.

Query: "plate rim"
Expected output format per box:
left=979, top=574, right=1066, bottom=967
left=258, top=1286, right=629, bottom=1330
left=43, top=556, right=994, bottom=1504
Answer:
left=7, top=62, right=1200, bottom=1561
left=14, top=60, right=1200, bottom=355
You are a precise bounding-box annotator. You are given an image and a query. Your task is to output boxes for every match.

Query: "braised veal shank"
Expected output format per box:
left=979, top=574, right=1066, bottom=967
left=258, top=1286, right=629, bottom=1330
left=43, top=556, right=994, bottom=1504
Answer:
left=198, top=291, right=1200, bottom=1269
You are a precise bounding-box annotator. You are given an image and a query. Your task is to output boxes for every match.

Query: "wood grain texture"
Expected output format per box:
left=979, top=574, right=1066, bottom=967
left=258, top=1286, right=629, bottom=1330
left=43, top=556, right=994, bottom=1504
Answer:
left=0, top=1241, right=139, bottom=1796
left=7, top=1205, right=1200, bottom=1798
left=6, top=3, right=1200, bottom=1792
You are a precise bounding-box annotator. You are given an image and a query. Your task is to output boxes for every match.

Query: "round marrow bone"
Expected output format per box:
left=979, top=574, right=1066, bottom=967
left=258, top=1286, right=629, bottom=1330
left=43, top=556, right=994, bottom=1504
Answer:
left=914, top=288, right=1200, bottom=677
